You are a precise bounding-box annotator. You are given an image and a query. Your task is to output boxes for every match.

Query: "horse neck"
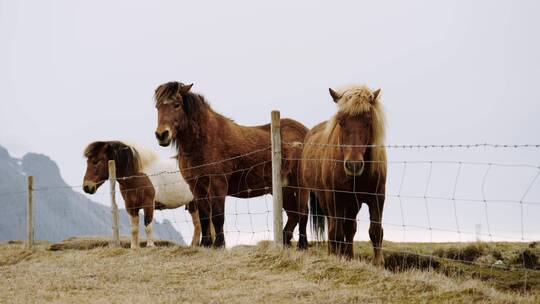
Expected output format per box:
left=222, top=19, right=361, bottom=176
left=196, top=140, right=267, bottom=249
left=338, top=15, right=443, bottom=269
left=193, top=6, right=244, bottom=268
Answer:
left=113, top=163, right=142, bottom=189
left=116, top=173, right=147, bottom=191
left=177, top=107, right=224, bottom=156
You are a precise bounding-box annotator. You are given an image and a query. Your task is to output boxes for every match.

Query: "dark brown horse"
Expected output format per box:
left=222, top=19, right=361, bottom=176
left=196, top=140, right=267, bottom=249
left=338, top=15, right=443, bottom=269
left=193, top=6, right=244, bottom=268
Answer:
left=82, top=140, right=207, bottom=248
left=153, top=82, right=310, bottom=249
left=300, top=85, right=387, bottom=265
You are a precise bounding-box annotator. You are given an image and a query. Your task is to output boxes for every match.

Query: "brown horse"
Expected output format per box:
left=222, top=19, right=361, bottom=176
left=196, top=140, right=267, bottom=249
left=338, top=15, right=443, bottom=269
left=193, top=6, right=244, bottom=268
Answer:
left=300, top=85, right=387, bottom=265
left=82, top=140, right=208, bottom=248
left=153, top=81, right=310, bottom=249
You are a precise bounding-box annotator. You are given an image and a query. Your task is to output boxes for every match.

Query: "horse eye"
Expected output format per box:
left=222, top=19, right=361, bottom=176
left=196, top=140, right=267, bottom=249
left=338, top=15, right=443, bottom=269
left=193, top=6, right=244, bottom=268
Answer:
left=93, top=160, right=99, bottom=165
left=174, top=102, right=181, bottom=109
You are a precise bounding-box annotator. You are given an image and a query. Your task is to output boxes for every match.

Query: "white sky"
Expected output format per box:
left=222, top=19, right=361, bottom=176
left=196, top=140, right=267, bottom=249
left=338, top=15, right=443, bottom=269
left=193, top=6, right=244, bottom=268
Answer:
left=1, top=0, right=539, bottom=244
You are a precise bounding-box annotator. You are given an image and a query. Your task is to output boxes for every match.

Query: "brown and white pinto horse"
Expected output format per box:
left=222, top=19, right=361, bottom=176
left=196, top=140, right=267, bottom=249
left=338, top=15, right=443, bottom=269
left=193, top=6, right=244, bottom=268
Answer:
left=153, top=81, right=310, bottom=249
left=82, top=140, right=208, bottom=248
left=301, top=85, right=387, bottom=265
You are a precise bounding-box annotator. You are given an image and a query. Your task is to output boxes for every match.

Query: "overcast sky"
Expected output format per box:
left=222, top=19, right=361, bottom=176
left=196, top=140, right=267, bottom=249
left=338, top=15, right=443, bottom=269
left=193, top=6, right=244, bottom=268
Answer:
left=1, top=0, right=539, bottom=244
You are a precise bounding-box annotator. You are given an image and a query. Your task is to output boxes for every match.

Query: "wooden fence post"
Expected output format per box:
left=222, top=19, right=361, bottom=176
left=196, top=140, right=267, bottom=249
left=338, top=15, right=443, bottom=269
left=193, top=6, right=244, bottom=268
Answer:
left=108, top=160, right=121, bottom=248
left=27, top=176, right=33, bottom=249
left=271, top=110, right=284, bottom=246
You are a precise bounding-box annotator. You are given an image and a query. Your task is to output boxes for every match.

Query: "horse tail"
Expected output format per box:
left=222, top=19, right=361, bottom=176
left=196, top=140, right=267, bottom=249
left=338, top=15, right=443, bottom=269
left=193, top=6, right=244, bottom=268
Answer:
left=309, top=192, right=325, bottom=240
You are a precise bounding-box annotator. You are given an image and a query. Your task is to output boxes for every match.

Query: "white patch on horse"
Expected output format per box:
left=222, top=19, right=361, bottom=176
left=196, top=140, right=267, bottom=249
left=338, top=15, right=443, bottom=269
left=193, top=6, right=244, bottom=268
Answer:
left=143, top=158, right=193, bottom=208
left=125, top=141, right=194, bottom=208
left=145, top=223, right=155, bottom=248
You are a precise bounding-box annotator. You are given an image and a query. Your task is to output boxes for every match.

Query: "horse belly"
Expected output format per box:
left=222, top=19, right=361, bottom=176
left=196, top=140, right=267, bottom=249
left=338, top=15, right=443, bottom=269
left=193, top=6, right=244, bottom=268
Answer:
left=153, top=181, right=193, bottom=209
left=227, top=170, right=272, bottom=198
left=144, top=159, right=194, bottom=209
left=229, top=187, right=271, bottom=198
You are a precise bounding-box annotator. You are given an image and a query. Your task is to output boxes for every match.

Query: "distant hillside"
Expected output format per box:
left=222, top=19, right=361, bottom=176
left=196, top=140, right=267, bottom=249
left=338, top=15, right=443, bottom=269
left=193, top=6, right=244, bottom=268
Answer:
left=0, top=145, right=185, bottom=244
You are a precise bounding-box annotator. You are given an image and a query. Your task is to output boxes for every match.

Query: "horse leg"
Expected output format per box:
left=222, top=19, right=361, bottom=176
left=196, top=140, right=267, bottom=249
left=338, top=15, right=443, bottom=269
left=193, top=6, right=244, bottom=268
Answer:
left=210, top=217, right=216, bottom=242
left=296, top=189, right=310, bottom=250
left=128, top=212, right=140, bottom=249
left=198, top=200, right=213, bottom=248
left=187, top=202, right=201, bottom=246
left=367, top=194, right=385, bottom=266
left=327, top=216, right=344, bottom=255
left=143, top=204, right=155, bottom=248
left=332, top=198, right=347, bottom=256
left=343, top=203, right=360, bottom=259
left=282, top=189, right=299, bottom=247
left=322, top=192, right=337, bottom=254
left=190, top=209, right=202, bottom=247
left=210, top=197, right=226, bottom=248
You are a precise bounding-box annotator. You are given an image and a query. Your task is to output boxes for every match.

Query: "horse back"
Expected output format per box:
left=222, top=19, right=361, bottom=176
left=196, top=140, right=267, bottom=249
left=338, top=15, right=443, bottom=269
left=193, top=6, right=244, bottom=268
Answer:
left=255, top=118, right=308, bottom=182
left=255, top=117, right=307, bottom=154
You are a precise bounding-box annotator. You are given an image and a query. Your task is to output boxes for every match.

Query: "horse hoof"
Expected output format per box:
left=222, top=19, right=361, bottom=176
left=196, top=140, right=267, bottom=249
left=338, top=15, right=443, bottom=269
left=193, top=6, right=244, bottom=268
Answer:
left=372, top=257, right=385, bottom=267
left=297, top=238, right=308, bottom=250
left=201, top=238, right=213, bottom=248
left=213, top=236, right=225, bottom=248
left=146, top=242, right=156, bottom=248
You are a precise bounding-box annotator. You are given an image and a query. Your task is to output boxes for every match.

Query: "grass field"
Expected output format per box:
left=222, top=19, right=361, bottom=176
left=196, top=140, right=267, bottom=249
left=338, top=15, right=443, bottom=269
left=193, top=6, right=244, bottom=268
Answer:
left=1, top=237, right=538, bottom=303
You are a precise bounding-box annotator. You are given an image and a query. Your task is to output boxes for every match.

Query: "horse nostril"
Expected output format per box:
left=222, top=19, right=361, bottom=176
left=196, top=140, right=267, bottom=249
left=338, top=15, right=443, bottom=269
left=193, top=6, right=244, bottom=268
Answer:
left=83, top=185, right=89, bottom=193
left=155, top=130, right=170, bottom=141
left=344, top=160, right=364, bottom=175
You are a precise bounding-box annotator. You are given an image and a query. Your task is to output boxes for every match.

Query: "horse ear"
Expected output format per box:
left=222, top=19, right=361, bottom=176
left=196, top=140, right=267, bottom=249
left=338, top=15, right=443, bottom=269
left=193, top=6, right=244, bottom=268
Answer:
left=178, top=83, right=193, bottom=95
left=329, top=88, right=341, bottom=103
left=372, top=89, right=381, bottom=102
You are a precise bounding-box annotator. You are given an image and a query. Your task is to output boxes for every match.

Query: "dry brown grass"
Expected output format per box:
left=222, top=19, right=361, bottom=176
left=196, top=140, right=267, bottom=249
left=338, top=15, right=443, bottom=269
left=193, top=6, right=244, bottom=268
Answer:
left=1, top=238, right=538, bottom=304
left=47, top=236, right=176, bottom=251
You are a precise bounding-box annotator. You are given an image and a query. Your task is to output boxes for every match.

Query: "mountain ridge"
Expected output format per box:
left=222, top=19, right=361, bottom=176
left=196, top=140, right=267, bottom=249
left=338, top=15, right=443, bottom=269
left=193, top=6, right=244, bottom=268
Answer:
left=0, top=144, right=185, bottom=244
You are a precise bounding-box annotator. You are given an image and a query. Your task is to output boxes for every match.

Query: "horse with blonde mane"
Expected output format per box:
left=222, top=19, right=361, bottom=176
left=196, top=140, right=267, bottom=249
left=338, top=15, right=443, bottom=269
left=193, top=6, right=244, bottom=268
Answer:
left=301, top=85, right=387, bottom=265
left=82, top=140, right=211, bottom=248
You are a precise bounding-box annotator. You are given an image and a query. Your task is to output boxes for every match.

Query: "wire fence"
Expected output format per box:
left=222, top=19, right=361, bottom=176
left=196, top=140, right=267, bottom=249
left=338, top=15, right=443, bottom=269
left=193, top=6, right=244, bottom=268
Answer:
left=1, top=135, right=539, bottom=290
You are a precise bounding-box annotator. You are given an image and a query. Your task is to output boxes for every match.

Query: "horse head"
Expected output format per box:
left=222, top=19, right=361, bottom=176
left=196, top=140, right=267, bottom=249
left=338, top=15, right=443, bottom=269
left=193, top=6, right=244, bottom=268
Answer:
left=328, top=86, right=383, bottom=177
left=154, top=82, right=194, bottom=147
left=82, top=141, right=139, bottom=193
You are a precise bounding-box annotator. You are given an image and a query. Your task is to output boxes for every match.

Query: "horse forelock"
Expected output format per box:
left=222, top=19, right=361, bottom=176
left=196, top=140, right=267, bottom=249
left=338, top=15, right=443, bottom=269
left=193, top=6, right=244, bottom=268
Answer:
left=83, top=141, right=142, bottom=176
left=154, top=81, right=183, bottom=106
left=323, top=85, right=387, bottom=176
left=83, top=141, right=103, bottom=159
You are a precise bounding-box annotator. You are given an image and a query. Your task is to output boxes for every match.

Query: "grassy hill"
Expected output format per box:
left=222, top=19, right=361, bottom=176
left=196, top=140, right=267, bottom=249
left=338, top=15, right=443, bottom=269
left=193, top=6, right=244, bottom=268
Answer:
left=1, top=239, right=539, bottom=303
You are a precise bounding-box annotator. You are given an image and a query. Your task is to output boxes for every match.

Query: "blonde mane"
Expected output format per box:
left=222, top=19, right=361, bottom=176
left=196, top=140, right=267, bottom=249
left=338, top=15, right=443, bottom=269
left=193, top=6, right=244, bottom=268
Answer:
left=325, top=84, right=387, bottom=176
left=123, top=141, right=159, bottom=171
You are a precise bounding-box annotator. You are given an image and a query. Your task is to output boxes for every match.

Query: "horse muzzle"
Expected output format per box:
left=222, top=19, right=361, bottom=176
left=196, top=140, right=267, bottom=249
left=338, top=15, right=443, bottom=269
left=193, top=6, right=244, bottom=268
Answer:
left=83, top=182, right=97, bottom=194
left=344, top=160, right=365, bottom=177
left=155, top=129, right=172, bottom=147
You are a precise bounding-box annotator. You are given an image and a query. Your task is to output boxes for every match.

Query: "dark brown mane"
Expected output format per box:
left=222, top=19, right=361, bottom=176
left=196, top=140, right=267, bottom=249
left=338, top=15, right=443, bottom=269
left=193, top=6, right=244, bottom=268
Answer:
left=154, top=82, right=209, bottom=116
left=154, top=82, right=213, bottom=143
left=83, top=141, right=141, bottom=178
left=154, top=81, right=239, bottom=154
